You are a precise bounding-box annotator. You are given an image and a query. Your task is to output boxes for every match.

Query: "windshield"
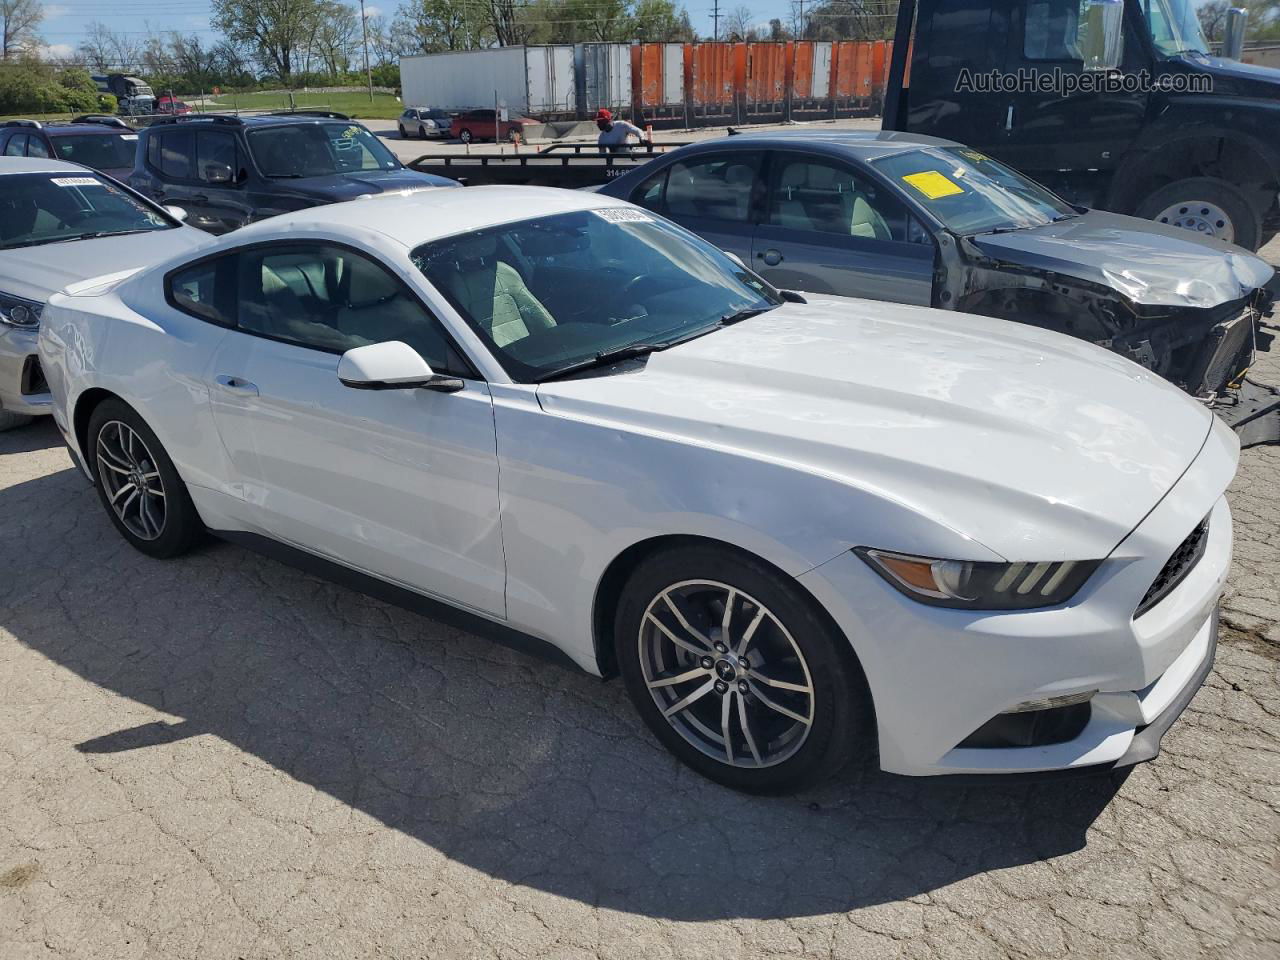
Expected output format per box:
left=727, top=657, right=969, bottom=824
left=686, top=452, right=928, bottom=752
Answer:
left=0, top=172, right=173, bottom=250
left=247, top=121, right=400, bottom=178
left=1144, top=0, right=1210, bottom=56
left=871, top=146, right=1077, bottom=235
left=51, top=132, right=137, bottom=170
left=412, top=208, right=781, bottom=382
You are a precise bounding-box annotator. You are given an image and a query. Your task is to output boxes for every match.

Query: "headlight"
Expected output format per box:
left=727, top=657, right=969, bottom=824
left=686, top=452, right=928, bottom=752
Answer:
left=857, top=548, right=1101, bottom=610
left=0, top=291, right=44, bottom=328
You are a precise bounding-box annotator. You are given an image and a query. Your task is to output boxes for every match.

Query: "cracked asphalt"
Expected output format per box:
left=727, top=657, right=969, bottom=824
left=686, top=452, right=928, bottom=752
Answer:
left=3, top=281, right=1280, bottom=960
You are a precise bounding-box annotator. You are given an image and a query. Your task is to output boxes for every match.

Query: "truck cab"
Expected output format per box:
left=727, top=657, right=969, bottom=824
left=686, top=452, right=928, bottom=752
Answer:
left=884, top=0, right=1280, bottom=250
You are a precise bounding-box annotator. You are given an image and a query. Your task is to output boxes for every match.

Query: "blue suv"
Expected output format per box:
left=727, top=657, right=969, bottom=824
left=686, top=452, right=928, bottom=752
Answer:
left=128, top=112, right=458, bottom=234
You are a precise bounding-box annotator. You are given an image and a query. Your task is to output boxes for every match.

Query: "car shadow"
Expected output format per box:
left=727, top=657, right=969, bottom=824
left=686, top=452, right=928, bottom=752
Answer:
left=0, top=417, right=63, bottom=455
left=0, top=463, right=1125, bottom=922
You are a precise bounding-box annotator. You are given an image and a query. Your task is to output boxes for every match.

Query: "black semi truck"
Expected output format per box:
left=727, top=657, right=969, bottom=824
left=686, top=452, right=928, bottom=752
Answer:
left=882, top=0, right=1280, bottom=251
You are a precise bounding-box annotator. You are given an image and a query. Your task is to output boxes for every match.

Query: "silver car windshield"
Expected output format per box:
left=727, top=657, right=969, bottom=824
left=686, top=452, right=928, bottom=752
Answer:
left=412, top=209, right=780, bottom=382
left=0, top=172, right=173, bottom=250
left=871, top=146, right=1077, bottom=235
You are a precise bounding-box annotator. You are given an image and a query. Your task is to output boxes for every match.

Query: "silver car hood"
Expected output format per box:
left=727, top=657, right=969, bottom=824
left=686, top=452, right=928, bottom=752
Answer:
left=537, top=297, right=1215, bottom=561
left=968, top=210, right=1275, bottom=308
left=0, top=227, right=214, bottom=303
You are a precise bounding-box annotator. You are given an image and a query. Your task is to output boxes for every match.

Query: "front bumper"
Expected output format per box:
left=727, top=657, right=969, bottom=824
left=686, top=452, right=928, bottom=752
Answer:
left=798, top=420, right=1236, bottom=777
left=0, top=323, right=52, bottom=417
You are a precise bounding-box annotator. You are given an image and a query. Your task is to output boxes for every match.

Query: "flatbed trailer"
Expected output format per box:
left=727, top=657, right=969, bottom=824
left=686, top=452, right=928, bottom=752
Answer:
left=407, top=142, right=687, bottom=188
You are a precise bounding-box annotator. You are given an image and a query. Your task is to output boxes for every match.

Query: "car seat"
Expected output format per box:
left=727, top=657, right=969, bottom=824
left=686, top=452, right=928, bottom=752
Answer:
left=443, top=235, right=556, bottom=348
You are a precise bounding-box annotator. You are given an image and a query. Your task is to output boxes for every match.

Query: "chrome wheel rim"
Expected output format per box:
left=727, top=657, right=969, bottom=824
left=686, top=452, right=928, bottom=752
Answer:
left=638, top=580, right=815, bottom=769
left=96, top=420, right=166, bottom=541
left=1154, top=200, right=1235, bottom=243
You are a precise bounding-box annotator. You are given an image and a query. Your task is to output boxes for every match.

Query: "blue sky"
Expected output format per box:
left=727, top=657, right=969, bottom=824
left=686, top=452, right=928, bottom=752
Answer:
left=37, top=1, right=803, bottom=60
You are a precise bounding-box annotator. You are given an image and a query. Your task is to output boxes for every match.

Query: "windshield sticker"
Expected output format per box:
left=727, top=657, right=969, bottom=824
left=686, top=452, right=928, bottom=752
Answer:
left=594, top=207, right=653, bottom=224
left=122, top=134, right=138, bottom=140
left=902, top=171, right=965, bottom=200
left=50, top=176, right=101, bottom=187
left=342, top=125, right=361, bottom=139
left=957, top=148, right=986, bottom=164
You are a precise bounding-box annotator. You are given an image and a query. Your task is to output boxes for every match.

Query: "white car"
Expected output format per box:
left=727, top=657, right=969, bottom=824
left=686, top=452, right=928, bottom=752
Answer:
left=0, top=157, right=213, bottom=431
left=398, top=107, right=452, bottom=140
left=38, top=186, right=1236, bottom=793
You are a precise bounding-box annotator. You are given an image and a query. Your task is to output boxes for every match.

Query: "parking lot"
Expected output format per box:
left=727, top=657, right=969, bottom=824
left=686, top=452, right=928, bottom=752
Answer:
left=1, top=196, right=1278, bottom=960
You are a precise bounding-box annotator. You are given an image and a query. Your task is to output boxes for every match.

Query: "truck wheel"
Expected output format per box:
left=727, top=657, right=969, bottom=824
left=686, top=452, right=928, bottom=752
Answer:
left=458, top=128, right=472, bottom=144
left=1136, top=177, right=1262, bottom=251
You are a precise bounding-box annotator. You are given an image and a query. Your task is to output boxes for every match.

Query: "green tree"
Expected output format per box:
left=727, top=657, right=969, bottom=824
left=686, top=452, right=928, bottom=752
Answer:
left=392, top=0, right=490, bottom=52
left=212, top=0, right=324, bottom=82
left=633, top=0, right=696, bottom=41
left=1, top=0, right=43, bottom=59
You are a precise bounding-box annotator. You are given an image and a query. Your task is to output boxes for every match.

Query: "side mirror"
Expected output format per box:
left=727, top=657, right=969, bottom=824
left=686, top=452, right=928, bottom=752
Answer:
left=163, top=204, right=188, bottom=222
left=1080, top=0, right=1124, bottom=72
left=204, top=162, right=233, bottom=184
left=337, top=341, right=464, bottom=392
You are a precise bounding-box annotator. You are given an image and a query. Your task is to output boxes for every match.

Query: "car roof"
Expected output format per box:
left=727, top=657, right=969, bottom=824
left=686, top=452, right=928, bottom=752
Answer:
left=227, top=185, right=626, bottom=249
left=0, top=157, right=96, bottom=175
left=1, top=121, right=127, bottom=136
left=684, top=128, right=960, bottom=158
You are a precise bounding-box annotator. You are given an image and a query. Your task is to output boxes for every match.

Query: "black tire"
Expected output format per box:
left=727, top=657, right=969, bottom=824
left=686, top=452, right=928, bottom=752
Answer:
left=418, top=125, right=428, bottom=139
left=0, top=409, right=34, bottom=432
left=397, top=124, right=406, bottom=138
left=614, top=544, right=874, bottom=793
left=458, top=128, right=472, bottom=144
left=1135, top=177, right=1262, bottom=251
left=87, top=398, right=203, bottom=559
left=507, top=126, right=520, bottom=143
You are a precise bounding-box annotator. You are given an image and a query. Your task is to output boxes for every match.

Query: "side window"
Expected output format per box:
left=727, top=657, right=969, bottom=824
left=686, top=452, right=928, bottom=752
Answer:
left=4, top=134, right=27, bottom=157
left=663, top=153, right=762, bottom=222
left=631, top=169, right=668, bottom=212
left=196, top=131, right=237, bottom=182
left=236, top=244, right=470, bottom=376
left=158, top=130, right=195, bottom=179
left=25, top=136, right=50, bottom=158
left=1024, top=0, right=1087, bottom=60
left=769, top=156, right=916, bottom=242
left=147, top=132, right=162, bottom=171
left=168, top=257, right=234, bottom=327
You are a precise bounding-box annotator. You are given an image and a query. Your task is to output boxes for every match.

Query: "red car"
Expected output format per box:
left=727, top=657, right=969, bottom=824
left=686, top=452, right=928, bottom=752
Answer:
left=156, top=96, right=190, bottom=116
left=452, top=109, right=536, bottom=144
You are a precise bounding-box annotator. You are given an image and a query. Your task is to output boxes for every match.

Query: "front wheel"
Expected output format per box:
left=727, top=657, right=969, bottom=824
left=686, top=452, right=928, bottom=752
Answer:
left=1135, top=177, right=1262, bottom=251
left=419, top=125, right=428, bottom=139
left=87, top=398, right=203, bottom=558
left=615, top=545, right=874, bottom=793
left=397, top=124, right=406, bottom=138
left=507, top=127, right=520, bottom=143
left=458, top=128, right=472, bottom=144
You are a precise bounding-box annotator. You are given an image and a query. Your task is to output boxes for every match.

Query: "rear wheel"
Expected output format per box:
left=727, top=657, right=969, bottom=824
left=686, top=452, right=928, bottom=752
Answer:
left=0, top=409, right=34, bottom=432
left=88, top=399, right=202, bottom=559
left=1136, top=177, right=1262, bottom=250
left=615, top=544, right=874, bottom=793
left=458, top=128, right=473, bottom=144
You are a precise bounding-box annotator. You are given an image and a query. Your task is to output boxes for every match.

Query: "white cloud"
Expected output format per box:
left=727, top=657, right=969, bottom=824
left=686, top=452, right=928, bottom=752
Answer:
left=42, top=4, right=70, bottom=17
left=363, top=5, right=383, bottom=18
left=40, top=43, right=75, bottom=60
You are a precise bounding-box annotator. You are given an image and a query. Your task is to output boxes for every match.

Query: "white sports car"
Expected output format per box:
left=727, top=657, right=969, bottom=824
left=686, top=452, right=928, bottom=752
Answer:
left=39, top=186, right=1236, bottom=793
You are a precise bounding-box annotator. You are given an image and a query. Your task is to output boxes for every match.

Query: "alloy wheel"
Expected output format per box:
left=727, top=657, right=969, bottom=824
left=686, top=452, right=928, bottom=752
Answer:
left=96, top=420, right=167, bottom=541
left=638, top=579, right=815, bottom=768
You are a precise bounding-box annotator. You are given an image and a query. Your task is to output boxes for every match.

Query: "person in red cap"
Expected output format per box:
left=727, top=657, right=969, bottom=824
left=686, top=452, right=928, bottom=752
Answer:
left=595, top=108, right=646, bottom=153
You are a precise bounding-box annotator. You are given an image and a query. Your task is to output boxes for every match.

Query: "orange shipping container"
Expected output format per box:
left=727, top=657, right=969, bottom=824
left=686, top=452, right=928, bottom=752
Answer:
left=685, top=43, right=737, bottom=108
left=792, top=41, right=814, bottom=98
left=743, top=43, right=788, bottom=105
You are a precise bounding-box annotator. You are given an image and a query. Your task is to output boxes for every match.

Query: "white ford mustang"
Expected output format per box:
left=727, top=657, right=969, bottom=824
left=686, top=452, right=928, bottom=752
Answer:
left=38, top=186, right=1236, bottom=793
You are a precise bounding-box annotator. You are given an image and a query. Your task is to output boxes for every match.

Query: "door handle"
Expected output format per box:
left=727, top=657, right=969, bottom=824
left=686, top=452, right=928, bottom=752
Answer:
left=1005, top=105, right=1015, bottom=132
left=215, top=375, right=258, bottom=396
left=757, top=248, right=784, bottom=266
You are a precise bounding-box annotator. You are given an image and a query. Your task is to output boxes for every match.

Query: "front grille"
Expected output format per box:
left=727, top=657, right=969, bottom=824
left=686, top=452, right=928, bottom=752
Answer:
left=1136, top=518, right=1210, bottom=618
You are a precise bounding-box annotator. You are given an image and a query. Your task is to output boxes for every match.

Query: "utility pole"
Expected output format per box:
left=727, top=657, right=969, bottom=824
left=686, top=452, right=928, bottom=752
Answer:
left=712, top=0, right=721, bottom=40
left=359, top=0, right=374, bottom=103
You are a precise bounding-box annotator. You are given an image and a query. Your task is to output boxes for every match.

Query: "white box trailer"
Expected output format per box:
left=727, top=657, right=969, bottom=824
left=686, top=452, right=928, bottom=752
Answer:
left=399, top=46, right=576, bottom=116
left=576, top=43, right=632, bottom=115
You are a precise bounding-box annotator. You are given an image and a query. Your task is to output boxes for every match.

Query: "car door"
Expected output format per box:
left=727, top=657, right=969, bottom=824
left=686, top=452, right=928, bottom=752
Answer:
left=629, top=150, right=763, bottom=264
left=203, top=240, right=507, bottom=618
left=750, top=152, right=936, bottom=305
left=142, top=128, right=197, bottom=213
left=189, top=129, right=252, bottom=233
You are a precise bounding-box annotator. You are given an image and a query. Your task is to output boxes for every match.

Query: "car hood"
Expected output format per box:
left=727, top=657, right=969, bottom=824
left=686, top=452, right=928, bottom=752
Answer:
left=968, top=210, right=1275, bottom=308
left=537, top=297, right=1214, bottom=561
left=0, top=227, right=213, bottom=303
left=283, top=169, right=460, bottom=201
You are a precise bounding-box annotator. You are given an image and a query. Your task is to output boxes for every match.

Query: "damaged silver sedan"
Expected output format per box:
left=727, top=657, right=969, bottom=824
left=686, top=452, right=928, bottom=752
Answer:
left=599, top=130, right=1279, bottom=443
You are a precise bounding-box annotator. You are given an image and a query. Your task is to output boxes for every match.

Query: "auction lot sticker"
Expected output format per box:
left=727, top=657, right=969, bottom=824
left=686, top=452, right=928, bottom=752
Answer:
left=902, top=171, right=965, bottom=199
left=595, top=207, right=654, bottom=223
left=51, top=177, right=101, bottom=187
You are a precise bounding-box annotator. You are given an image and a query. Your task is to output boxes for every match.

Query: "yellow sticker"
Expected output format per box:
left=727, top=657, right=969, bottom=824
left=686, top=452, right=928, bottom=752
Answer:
left=902, top=170, right=966, bottom=200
